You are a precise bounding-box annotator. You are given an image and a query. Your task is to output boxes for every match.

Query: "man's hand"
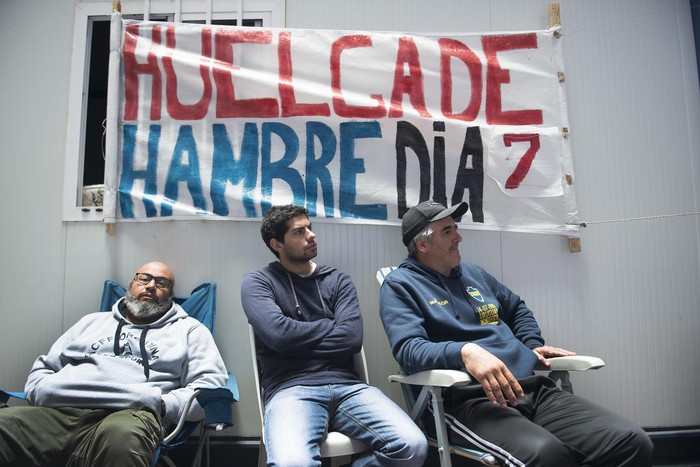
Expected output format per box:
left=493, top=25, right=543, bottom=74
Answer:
left=532, top=345, right=576, bottom=367
left=461, top=343, right=524, bottom=407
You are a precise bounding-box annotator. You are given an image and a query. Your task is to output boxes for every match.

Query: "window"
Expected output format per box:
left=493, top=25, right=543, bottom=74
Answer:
left=63, top=0, right=286, bottom=221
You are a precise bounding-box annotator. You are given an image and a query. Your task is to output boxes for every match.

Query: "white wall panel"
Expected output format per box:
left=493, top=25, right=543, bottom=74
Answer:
left=1, top=0, right=698, bottom=438
left=0, top=0, right=74, bottom=398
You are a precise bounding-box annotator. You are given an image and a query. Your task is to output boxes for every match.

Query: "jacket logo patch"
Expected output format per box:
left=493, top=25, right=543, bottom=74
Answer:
left=429, top=298, right=449, bottom=306
left=466, top=286, right=484, bottom=302
left=476, top=304, right=500, bottom=326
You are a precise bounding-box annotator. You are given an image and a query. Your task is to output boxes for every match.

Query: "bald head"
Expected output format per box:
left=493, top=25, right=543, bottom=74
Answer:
left=136, top=261, right=174, bottom=284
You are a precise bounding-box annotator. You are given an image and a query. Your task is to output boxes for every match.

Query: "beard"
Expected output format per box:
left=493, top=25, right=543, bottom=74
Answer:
left=284, top=243, right=318, bottom=264
left=124, top=289, right=174, bottom=322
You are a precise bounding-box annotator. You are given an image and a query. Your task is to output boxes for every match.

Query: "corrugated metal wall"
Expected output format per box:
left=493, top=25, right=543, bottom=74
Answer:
left=0, top=0, right=698, bottom=439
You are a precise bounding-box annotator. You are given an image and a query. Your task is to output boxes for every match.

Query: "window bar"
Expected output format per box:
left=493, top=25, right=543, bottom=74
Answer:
left=175, top=0, right=182, bottom=23
left=104, top=1, right=123, bottom=224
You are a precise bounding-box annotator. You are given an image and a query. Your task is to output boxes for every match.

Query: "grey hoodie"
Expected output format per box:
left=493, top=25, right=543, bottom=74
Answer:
left=24, top=298, right=228, bottom=426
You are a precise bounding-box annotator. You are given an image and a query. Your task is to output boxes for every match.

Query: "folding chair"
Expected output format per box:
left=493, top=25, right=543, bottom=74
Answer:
left=376, top=266, right=605, bottom=467
left=1, top=280, right=239, bottom=467
left=248, top=325, right=371, bottom=467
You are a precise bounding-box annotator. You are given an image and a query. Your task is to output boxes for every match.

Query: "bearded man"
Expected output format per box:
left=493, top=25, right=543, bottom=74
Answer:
left=0, top=261, right=228, bottom=467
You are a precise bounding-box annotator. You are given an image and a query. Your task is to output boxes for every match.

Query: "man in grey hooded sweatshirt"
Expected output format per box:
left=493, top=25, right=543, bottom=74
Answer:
left=0, top=261, right=228, bottom=467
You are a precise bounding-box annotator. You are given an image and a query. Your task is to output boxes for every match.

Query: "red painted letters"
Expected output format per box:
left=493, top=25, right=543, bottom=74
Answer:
left=483, top=33, right=543, bottom=125
left=121, top=26, right=544, bottom=124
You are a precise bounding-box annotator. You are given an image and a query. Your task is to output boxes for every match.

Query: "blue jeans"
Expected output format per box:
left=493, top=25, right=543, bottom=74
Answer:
left=264, top=383, right=428, bottom=467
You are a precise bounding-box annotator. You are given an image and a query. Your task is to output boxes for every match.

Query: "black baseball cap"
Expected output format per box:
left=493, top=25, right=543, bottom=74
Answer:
left=401, top=200, right=469, bottom=246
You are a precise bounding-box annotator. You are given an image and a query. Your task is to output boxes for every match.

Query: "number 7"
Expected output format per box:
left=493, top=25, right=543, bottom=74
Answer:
left=502, top=134, right=540, bottom=190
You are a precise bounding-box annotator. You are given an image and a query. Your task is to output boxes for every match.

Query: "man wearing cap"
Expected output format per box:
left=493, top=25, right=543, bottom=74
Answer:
left=379, top=200, right=652, bottom=467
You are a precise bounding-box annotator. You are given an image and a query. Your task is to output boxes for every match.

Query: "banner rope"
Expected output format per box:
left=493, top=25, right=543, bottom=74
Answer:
left=557, top=3, right=700, bottom=38
left=555, top=2, right=700, bottom=232
left=573, top=211, right=700, bottom=228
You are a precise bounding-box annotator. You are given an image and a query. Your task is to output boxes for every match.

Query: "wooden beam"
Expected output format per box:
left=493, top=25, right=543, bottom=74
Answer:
left=548, top=3, right=579, bottom=252
left=549, top=3, right=560, bottom=28
left=568, top=237, right=581, bottom=253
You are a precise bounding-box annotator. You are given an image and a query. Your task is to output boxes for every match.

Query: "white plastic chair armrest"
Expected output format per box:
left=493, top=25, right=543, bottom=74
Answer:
left=389, top=369, right=471, bottom=387
left=537, top=355, right=605, bottom=371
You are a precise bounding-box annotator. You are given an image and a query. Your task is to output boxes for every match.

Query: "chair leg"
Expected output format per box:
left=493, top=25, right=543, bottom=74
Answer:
left=330, top=455, right=352, bottom=467
left=205, top=430, right=211, bottom=467
left=408, top=386, right=431, bottom=422
left=191, top=430, right=209, bottom=467
left=428, top=386, right=453, bottom=467
left=258, top=440, right=267, bottom=467
left=157, top=454, right=176, bottom=467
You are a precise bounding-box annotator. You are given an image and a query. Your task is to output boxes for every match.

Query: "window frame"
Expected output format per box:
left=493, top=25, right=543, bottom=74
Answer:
left=62, top=0, right=286, bottom=221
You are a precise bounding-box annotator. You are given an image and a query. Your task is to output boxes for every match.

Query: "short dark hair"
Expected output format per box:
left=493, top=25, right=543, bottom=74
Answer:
left=261, top=205, right=309, bottom=257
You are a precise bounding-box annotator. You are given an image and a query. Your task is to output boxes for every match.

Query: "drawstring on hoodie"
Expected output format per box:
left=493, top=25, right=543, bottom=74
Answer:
left=113, top=319, right=126, bottom=355
left=287, top=274, right=302, bottom=316
left=287, top=272, right=330, bottom=318
left=314, top=279, right=330, bottom=317
left=140, top=328, right=150, bottom=380
left=113, top=316, right=151, bottom=380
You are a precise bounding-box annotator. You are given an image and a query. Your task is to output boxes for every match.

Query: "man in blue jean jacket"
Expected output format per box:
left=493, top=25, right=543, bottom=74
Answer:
left=241, top=204, right=428, bottom=467
left=379, top=200, right=653, bottom=467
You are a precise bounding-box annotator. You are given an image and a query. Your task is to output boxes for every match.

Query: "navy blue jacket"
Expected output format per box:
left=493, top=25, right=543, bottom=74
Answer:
left=379, top=259, right=544, bottom=379
left=242, top=262, right=363, bottom=404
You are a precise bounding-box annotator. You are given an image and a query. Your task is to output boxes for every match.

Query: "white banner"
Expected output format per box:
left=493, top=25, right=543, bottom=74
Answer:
left=103, top=16, right=579, bottom=235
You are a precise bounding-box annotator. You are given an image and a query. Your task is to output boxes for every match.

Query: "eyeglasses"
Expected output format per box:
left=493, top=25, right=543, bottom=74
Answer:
left=133, top=273, right=172, bottom=290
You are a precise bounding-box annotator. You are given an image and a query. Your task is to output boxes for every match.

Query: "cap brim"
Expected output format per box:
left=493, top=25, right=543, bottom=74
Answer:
left=430, top=201, right=469, bottom=223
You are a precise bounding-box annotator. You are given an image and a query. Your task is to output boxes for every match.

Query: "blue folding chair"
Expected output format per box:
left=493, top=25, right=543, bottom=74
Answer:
left=1, top=280, right=239, bottom=467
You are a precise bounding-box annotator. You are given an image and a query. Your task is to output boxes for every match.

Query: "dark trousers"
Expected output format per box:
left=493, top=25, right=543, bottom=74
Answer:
left=442, top=375, right=653, bottom=467
left=0, top=406, right=162, bottom=467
